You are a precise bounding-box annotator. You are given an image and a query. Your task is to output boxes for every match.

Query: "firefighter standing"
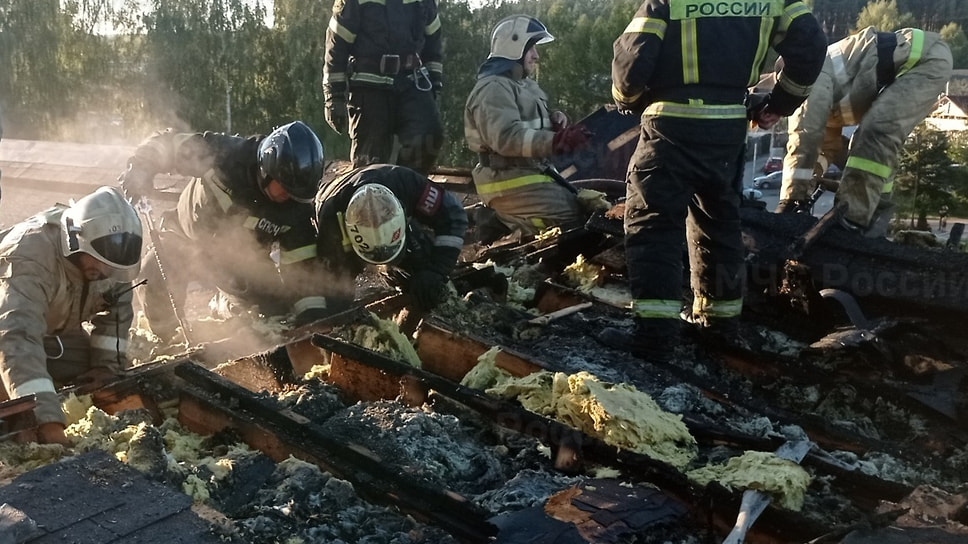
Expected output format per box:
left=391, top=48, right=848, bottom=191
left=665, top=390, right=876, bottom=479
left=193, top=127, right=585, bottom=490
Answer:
left=309, top=164, right=467, bottom=319
left=0, top=187, right=143, bottom=445
left=463, top=15, right=592, bottom=241
left=602, top=0, right=826, bottom=360
left=323, top=0, right=444, bottom=175
left=778, top=27, right=952, bottom=237
left=119, top=121, right=328, bottom=336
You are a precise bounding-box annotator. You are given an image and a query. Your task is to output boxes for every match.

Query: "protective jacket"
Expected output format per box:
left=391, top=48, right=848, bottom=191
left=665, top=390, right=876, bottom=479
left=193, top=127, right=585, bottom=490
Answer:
left=782, top=27, right=952, bottom=226
left=0, top=208, right=134, bottom=424
left=464, top=64, right=583, bottom=234
left=610, top=0, right=825, bottom=333
left=323, top=0, right=444, bottom=174
left=315, top=164, right=467, bottom=312
left=128, top=130, right=326, bottom=317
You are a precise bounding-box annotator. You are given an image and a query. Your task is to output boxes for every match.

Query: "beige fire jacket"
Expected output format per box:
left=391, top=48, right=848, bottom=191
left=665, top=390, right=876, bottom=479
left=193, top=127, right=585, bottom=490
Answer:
left=783, top=27, right=952, bottom=225
left=0, top=207, right=134, bottom=424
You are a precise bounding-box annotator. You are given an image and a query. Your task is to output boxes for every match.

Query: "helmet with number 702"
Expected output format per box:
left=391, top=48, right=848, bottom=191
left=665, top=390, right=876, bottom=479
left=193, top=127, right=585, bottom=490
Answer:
left=343, top=184, right=407, bottom=265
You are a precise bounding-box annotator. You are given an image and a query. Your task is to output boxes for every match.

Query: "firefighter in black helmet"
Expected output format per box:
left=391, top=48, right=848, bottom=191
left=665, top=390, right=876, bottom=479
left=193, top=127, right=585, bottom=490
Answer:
left=119, top=121, right=329, bottom=339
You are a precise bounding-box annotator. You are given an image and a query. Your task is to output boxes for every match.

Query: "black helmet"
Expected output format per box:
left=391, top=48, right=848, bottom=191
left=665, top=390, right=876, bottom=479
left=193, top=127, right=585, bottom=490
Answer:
left=257, top=121, right=324, bottom=203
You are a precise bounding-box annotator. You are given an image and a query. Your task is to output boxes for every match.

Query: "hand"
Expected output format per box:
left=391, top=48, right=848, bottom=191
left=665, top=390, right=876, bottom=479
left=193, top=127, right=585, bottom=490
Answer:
left=552, top=124, right=592, bottom=155
left=118, top=164, right=155, bottom=199
left=37, top=422, right=70, bottom=446
left=325, top=98, right=348, bottom=136
left=75, top=366, right=120, bottom=393
left=409, top=269, right=447, bottom=311
left=752, top=110, right=780, bottom=130
left=550, top=111, right=568, bottom=131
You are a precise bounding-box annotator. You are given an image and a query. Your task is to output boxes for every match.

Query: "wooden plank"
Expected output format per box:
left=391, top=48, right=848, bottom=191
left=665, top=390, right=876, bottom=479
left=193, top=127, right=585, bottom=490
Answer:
left=416, top=322, right=544, bottom=381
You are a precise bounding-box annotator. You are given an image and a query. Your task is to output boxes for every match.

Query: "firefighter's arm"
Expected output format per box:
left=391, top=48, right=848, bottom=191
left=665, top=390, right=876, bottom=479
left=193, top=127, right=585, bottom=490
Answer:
left=768, top=1, right=826, bottom=116
left=87, top=283, right=135, bottom=375
left=323, top=0, right=359, bottom=111
left=421, top=0, right=443, bottom=93
left=610, top=4, right=666, bottom=114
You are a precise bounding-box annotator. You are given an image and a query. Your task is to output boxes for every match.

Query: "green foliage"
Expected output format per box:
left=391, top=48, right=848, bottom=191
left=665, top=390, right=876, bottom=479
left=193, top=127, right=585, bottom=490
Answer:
left=893, top=124, right=964, bottom=226
left=856, top=0, right=916, bottom=32
left=940, top=23, right=968, bottom=70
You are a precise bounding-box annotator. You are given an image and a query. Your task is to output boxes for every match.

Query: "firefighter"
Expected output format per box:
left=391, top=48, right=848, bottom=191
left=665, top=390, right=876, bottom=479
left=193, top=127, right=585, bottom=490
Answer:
left=119, top=121, right=328, bottom=336
left=322, top=0, right=444, bottom=176
left=463, top=15, right=592, bottom=242
left=305, top=164, right=467, bottom=321
left=602, top=0, right=826, bottom=361
left=0, top=187, right=143, bottom=445
left=778, top=27, right=953, bottom=237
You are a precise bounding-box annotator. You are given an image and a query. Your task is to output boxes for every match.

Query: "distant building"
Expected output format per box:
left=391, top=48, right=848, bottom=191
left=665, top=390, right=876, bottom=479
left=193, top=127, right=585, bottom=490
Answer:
left=926, top=69, right=968, bottom=131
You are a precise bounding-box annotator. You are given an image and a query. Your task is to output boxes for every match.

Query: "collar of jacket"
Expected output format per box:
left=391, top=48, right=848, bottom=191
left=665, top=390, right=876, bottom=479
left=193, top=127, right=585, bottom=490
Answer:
left=477, top=58, right=525, bottom=80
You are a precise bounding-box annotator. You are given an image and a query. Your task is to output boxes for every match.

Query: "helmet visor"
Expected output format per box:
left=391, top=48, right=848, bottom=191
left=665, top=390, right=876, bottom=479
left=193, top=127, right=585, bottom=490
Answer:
left=90, top=232, right=143, bottom=268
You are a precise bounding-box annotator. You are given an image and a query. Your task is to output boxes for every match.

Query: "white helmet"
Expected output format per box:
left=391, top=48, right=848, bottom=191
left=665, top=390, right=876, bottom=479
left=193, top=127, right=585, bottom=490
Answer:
left=61, top=186, right=143, bottom=281
left=488, top=15, right=554, bottom=61
left=343, top=184, right=406, bottom=265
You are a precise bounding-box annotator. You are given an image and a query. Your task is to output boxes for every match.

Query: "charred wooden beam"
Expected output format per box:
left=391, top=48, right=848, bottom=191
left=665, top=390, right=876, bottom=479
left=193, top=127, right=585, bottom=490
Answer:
left=173, top=361, right=497, bottom=543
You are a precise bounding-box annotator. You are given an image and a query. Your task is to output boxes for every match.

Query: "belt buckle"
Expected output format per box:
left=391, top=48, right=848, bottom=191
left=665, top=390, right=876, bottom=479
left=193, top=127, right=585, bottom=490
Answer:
left=380, top=54, right=400, bottom=75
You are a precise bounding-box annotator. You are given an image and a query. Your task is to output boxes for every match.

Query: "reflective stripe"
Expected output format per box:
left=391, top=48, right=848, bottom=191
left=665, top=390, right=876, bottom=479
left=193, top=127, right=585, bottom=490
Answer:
left=10, top=377, right=57, bottom=398
left=521, top=129, right=539, bottom=157
left=434, top=235, right=464, bottom=250
left=631, top=299, right=682, bottom=319
left=350, top=72, right=396, bottom=86
left=897, top=29, right=924, bottom=78
left=242, top=216, right=259, bottom=230
left=792, top=167, right=814, bottom=181
left=324, top=72, right=347, bottom=85
left=829, top=47, right=856, bottom=124
left=425, top=61, right=442, bottom=73
left=426, top=14, right=441, bottom=35
left=670, top=0, right=783, bottom=19
left=846, top=156, right=892, bottom=179
left=680, top=19, right=699, bottom=84
left=623, top=17, right=666, bottom=39
left=644, top=100, right=747, bottom=119
left=781, top=1, right=810, bottom=27
left=329, top=17, right=355, bottom=44
left=881, top=180, right=894, bottom=194
left=530, top=217, right=547, bottom=229
left=359, top=0, right=386, bottom=5
left=693, top=296, right=743, bottom=318
left=612, top=84, right=644, bottom=106
left=280, top=243, right=317, bottom=265
left=294, top=296, right=327, bottom=314
left=475, top=174, right=553, bottom=195
left=201, top=170, right=234, bottom=212
left=91, top=333, right=127, bottom=353
left=750, top=17, right=772, bottom=85
left=336, top=211, right=354, bottom=253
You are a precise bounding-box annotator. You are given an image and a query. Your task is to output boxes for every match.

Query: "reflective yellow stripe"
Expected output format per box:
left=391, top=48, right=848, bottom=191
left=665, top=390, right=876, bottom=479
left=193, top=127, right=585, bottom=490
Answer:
left=530, top=218, right=547, bottom=229
left=476, top=174, right=553, bottom=195
left=693, top=296, right=743, bottom=318
left=750, top=17, right=773, bottom=85
left=280, top=243, right=317, bottom=265
left=681, top=19, right=699, bottom=84
left=881, top=181, right=894, bottom=194
left=846, top=156, right=892, bottom=179
left=631, top=299, right=682, bottom=319
left=781, top=1, right=810, bottom=28
left=623, top=17, right=666, bottom=39
left=350, top=72, right=396, bottom=86
left=612, top=84, right=644, bottom=107
left=337, top=211, right=354, bottom=253
left=670, top=0, right=783, bottom=19
left=426, top=14, right=441, bottom=35
left=330, top=17, right=355, bottom=44
left=324, top=72, right=347, bottom=85
left=243, top=216, right=259, bottom=230
left=644, top=100, right=747, bottom=119
left=897, top=29, right=924, bottom=78
left=425, top=61, right=442, bottom=73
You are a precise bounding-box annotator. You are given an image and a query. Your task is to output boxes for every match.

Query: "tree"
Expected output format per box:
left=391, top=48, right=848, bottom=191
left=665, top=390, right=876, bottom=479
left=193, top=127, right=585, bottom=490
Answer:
left=940, top=22, right=968, bottom=70
left=855, top=0, right=915, bottom=32
left=894, top=124, right=957, bottom=229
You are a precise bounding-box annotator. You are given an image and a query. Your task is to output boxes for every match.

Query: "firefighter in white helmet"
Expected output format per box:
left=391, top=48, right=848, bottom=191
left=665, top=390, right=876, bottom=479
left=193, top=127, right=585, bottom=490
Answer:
left=307, top=164, right=467, bottom=322
left=0, top=186, right=143, bottom=445
left=778, top=27, right=952, bottom=237
left=464, top=15, right=593, bottom=242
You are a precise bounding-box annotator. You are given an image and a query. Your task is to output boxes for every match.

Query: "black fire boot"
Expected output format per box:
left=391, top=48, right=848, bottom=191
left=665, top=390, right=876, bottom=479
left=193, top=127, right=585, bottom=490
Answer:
left=596, top=321, right=677, bottom=363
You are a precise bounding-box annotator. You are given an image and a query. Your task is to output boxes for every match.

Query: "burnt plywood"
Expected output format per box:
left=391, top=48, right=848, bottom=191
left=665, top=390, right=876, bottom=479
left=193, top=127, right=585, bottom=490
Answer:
left=0, top=450, right=228, bottom=543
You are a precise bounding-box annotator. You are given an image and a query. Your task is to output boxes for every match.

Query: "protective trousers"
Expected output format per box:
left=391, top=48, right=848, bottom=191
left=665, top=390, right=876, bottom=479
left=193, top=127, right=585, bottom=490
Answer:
left=347, top=80, right=443, bottom=176
left=837, top=40, right=953, bottom=227
left=624, top=115, right=747, bottom=340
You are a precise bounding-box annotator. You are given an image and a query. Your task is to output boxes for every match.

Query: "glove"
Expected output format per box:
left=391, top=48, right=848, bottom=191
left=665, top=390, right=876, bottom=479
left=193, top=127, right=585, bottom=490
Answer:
left=118, top=163, right=155, bottom=199
left=324, top=85, right=348, bottom=136
left=408, top=269, right=448, bottom=311
left=552, top=124, right=592, bottom=155
left=429, top=71, right=443, bottom=101
left=37, top=422, right=70, bottom=446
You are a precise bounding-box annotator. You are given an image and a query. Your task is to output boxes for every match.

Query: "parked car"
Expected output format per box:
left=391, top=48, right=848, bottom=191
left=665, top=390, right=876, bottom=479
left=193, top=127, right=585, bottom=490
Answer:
left=753, top=170, right=782, bottom=190
left=762, top=157, right=783, bottom=174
